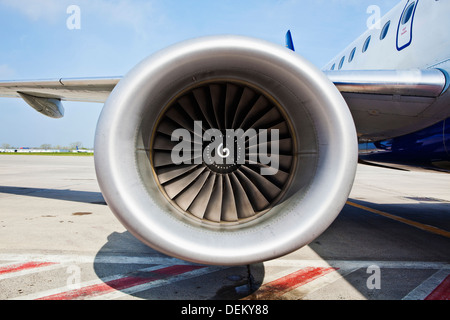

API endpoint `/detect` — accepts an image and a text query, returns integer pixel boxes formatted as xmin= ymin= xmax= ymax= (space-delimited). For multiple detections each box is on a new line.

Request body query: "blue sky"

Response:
xmin=0 ymin=0 xmax=398 ymax=148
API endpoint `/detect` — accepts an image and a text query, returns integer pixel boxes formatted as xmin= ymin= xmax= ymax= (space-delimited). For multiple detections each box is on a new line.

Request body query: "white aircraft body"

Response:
xmin=326 ymin=1 xmax=450 ymax=71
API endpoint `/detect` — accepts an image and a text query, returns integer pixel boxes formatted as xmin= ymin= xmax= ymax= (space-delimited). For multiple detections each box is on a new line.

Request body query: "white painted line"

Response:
xmin=2 ymin=254 xmax=448 ymax=270
xmin=4 ymin=253 xmax=450 ymax=301
xmin=10 ymin=265 xmax=165 ymax=300
xmin=0 ymin=262 xmax=66 ymax=280
xmin=283 ymin=267 xmax=362 ymax=300
xmin=0 ymin=253 xmax=194 ymax=266
xmin=264 ymin=259 xmax=450 ymax=270
xmin=89 ymin=266 xmax=224 ymax=300
xmin=402 ymin=268 xmax=450 ymax=300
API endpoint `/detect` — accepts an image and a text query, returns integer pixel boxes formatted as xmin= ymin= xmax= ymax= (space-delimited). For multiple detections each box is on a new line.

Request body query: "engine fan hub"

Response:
xmin=203 ymin=131 xmax=242 ymax=174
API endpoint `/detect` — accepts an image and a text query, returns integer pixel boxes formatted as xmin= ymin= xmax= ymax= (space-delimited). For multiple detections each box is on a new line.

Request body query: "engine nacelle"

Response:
xmin=94 ymin=35 xmax=358 ymax=266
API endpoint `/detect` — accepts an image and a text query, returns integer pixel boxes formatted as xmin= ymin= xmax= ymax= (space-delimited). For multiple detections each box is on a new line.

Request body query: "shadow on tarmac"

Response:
xmin=2 ymin=185 xmax=448 ymax=299
xmin=0 ymin=186 xmax=107 ymax=205
xmin=93 ymin=231 xmax=265 ymax=300
xmin=91 ymin=199 xmax=449 ymax=300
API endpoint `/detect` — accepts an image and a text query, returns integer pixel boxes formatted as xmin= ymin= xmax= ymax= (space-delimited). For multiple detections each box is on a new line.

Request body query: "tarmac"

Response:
xmin=0 ymin=155 xmax=449 ymax=302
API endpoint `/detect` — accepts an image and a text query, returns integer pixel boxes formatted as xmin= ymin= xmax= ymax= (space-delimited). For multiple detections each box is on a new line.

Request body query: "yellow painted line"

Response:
xmin=346 ymin=201 xmax=450 ymax=239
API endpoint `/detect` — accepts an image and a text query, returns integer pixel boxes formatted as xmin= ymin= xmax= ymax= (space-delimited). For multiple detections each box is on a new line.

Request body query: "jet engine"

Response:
xmin=94 ymin=35 xmax=358 ymax=266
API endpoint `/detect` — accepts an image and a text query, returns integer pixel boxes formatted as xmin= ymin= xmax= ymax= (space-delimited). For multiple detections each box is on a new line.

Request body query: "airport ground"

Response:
xmin=0 ymin=155 xmax=449 ymax=303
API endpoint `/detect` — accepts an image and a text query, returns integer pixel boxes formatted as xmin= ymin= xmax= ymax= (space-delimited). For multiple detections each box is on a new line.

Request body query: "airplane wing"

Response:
xmin=0 ymin=77 xmax=120 ymax=102
xmin=0 ymin=77 xmax=120 ymax=118
xmin=0 ymin=69 xmax=448 ymax=141
xmin=325 ymin=69 xmax=450 ymax=141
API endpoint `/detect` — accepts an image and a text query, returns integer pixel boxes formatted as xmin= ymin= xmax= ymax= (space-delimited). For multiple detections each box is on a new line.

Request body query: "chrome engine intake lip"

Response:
xmin=95 ymin=35 xmax=358 ymax=265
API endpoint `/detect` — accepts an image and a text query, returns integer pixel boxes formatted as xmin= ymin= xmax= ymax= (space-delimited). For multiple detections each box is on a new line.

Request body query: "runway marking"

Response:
xmin=0 ymin=261 xmax=64 ymax=280
xmin=263 ymin=259 xmax=450 ymax=270
xmin=11 ymin=264 xmax=158 ymax=300
xmin=0 ymin=261 xmax=57 ymax=276
xmin=403 ymin=269 xmax=450 ymax=300
xmin=284 ymin=267 xmax=362 ymax=300
xmin=34 ymin=265 xmax=205 ymax=300
xmin=3 ymin=254 xmax=448 ymax=270
xmin=88 ymin=266 xmax=224 ymax=300
xmin=0 ymin=253 xmax=191 ymax=266
xmin=346 ymin=201 xmax=450 ymax=238
xmin=244 ymin=267 xmax=336 ymax=300
xmin=426 ymin=274 xmax=450 ymax=300
xmin=3 ymin=254 xmax=449 ymax=300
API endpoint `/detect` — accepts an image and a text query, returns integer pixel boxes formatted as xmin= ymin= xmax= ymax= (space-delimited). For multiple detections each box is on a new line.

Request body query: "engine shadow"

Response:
xmin=0 ymin=186 xmax=107 ymax=205
xmin=93 ymin=231 xmax=265 ymax=300
xmin=302 ymin=199 xmax=450 ymax=299
xmin=309 ymin=199 xmax=450 ymax=262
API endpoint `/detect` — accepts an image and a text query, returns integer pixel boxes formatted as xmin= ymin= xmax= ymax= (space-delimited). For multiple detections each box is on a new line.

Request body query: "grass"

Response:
xmin=0 ymin=152 xmax=93 ymax=156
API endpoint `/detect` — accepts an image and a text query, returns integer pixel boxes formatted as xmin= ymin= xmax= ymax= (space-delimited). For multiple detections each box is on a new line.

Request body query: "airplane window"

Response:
xmin=380 ymin=20 xmax=390 ymax=40
xmin=338 ymin=56 xmax=345 ymax=70
xmin=331 ymin=63 xmax=336 ymax=70
xmin=348 ymin=47 xmax=356 ymax=63
xmin=362 ymin=35 xmax=371 ymax=53
xmin=401 ymin=2 xmax=415 ymax=25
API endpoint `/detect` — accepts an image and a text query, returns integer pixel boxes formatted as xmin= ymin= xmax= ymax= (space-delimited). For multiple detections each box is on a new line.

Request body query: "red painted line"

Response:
xmin=245 ymin=267 xmax=336 ymax=300
xmin=0 ymin=261 xmax=56 ymax=275
xmin=425 ymin=275 xmax=450 ymax=300
xmin=36 ymin=265 xmax=205 ymax=300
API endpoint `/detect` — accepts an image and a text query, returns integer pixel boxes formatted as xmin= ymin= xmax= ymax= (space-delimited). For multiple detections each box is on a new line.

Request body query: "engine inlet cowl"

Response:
xmin=94 ymin=35 xmax=358 ymax=266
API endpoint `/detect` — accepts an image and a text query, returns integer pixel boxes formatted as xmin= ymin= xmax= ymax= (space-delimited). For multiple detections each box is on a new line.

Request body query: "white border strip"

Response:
xmin=402 ymin=268 xmax=450 ymax=300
